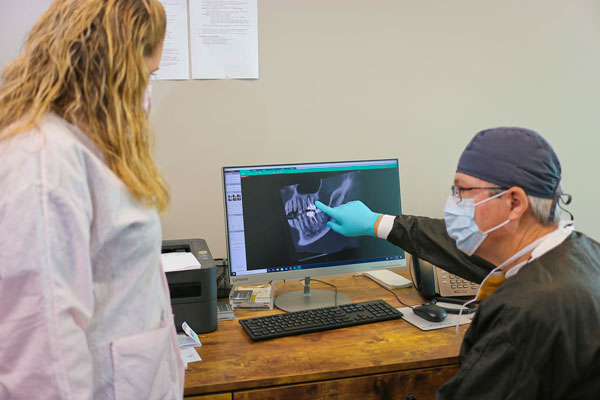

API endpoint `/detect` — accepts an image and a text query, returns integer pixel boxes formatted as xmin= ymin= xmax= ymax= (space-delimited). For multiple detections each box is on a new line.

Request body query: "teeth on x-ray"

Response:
xmin=281 ymin=172 xmax=358 ymax=247
xmin=283 ymin=189 xmax=330 ymax=246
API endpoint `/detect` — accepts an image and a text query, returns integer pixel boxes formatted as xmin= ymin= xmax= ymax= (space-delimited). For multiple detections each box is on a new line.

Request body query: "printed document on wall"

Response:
xmin=189 ymin=0 xmax=259 ymax=79
xmin=156 ymin=0 xmax=190 ymax=80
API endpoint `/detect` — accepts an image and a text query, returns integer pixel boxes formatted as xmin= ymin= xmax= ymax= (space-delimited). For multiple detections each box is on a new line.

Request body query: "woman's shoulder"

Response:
xmin=1 ymin=114 xmax=99 ymax=155
xmin=0 ymin=114 xmax=109 ymax=196
xmin=41 ymin=114 xmax=104 ymax=158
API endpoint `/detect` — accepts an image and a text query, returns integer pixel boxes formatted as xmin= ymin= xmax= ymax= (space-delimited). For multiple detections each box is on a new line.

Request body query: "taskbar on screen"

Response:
xmin=264 ymin=256 xmax=403 ymax=273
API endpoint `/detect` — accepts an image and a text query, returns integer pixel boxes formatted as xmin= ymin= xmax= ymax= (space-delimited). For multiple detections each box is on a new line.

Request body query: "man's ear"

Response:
xmin=507 ymin=187 xmax=528 ymax=220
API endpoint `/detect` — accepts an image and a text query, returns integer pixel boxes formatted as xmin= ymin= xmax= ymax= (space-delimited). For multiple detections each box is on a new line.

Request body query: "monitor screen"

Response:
xmin=223 ymin=159 xmax=405 ymax=288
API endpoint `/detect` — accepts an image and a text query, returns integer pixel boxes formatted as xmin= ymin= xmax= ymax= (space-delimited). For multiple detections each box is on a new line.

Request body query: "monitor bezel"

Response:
xmin=222 ymin=158 xmax=406 ymax=285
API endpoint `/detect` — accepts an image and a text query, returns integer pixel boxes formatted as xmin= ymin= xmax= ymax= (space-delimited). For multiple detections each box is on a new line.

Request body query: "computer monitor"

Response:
xmin=222 ymin=159 xmax=405 ymax=311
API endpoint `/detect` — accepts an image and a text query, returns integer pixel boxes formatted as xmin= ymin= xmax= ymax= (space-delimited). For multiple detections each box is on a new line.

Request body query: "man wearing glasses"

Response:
xmin=316 ymin=127 xmax=600 ymax=399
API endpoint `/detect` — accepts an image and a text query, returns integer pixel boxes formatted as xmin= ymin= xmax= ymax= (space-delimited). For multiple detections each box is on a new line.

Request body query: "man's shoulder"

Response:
xmin=567 ymin=230 xmax=600 ymax=252
xmin=480 ymin=238 xmax=600 ymax=334
xmin=538 ymin=232 xmax=600 ymax=282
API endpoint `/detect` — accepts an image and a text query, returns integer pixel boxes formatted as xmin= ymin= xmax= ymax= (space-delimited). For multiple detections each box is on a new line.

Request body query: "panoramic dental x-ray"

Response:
xmin=280 ymin=172 xmax=361 ymax=261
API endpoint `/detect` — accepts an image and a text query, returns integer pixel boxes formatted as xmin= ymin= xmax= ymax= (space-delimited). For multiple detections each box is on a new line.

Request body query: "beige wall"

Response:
xmin=3 ymin=1 xmax=600 ymax=259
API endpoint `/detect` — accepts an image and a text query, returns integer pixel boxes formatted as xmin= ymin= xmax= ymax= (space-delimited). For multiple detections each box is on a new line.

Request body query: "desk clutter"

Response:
xmin=178 ymin=322 xmax=202 ymax=369
xmin=229 ymin=283 xmax=275 ymax=310
xmin=217 ymin=302 xmax=235 ymax=321
xmin=361 ymin=269 xmax=413 ymax=290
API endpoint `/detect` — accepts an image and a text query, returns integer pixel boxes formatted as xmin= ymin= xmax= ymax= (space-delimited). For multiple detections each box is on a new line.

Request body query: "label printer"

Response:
xmin=162 ymin=238 xmax=217 ymax=334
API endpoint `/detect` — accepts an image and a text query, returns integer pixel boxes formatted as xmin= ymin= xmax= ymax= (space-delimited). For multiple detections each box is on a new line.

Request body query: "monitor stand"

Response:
xmin=274 ymin=277 xmax=352 ymax=312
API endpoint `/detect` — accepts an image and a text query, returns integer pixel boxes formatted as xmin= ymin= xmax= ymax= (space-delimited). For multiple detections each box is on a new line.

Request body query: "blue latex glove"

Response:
xmin=315 ymin=200 xmax=382 ymax=237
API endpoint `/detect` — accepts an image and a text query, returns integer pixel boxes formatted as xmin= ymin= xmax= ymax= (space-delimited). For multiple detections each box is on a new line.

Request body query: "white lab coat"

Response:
xmin=0 ymin=115 xmax=184 ymax=399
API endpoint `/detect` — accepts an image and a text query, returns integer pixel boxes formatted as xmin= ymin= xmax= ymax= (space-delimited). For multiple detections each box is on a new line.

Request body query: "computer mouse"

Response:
xmin=412 ymin=304 xmax=447 ymax=323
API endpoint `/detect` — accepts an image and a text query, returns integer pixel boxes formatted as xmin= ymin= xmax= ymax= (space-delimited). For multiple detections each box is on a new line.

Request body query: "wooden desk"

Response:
xmin=184 ymin=272 xmax=465 ymax=400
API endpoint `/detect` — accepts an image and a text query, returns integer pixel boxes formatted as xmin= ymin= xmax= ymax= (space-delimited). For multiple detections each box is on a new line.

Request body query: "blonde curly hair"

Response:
xmin=0 ymin=0 xmax=169 ymax=211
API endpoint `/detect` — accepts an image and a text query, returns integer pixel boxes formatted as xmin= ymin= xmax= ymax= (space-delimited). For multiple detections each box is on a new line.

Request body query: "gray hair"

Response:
xmin=488 ymin=187 xmax=562 ymax=226
xmin=528 ymin=195 xmax=561 ymax=226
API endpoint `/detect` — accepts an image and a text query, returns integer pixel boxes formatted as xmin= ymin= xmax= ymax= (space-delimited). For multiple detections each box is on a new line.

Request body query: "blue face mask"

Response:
xmin=443 ymin=191 xmax=509 ymax=256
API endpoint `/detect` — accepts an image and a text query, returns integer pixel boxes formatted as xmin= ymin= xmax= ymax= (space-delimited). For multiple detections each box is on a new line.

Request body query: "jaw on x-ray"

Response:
xmin=280 ymin=172 xmax=361 ymax=260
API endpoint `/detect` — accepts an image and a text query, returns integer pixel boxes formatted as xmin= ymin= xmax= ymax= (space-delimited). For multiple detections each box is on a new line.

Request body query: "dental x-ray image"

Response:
xmin=280 ymin=172 xmax=361 ymax=260
xmin=239 ymin=164 xmax=401 ymax=271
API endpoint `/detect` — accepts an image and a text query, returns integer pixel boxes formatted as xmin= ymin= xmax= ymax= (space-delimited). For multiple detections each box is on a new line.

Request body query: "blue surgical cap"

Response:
xmin=456 ymin=127 xmax=561 ymax=199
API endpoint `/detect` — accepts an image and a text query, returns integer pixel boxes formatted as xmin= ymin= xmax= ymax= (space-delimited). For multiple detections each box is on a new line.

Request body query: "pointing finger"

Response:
xmin=315 ymin=201 xmax=338 ymax=219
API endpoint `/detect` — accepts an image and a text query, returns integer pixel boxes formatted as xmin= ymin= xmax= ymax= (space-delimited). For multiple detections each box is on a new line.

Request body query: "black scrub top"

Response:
xmin=388 ymin=215 xmax=600 ymax=400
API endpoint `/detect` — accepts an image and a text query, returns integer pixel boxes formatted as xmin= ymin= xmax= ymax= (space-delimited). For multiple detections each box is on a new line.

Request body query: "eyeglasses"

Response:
xmin=451 ymin=185 xmax=505 ymax=202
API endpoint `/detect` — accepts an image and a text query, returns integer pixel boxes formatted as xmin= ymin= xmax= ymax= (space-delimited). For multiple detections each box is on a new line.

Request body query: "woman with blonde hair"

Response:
xmin=0 ymin=0 xmax=184 ymax=398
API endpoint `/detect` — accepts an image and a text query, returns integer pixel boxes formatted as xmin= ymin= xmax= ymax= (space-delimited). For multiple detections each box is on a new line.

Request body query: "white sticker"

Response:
xmin=182 ymin=321 xmax=202 ymax=346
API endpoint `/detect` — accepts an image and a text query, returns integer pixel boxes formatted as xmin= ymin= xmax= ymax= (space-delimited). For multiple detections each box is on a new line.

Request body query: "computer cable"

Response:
xmin=406 ymin=259 xmax=478 ymax=314
xmin=314 ymin=278 xmax=344 ymax=305
xmin=214 ymin=258 xmax=232 ymax=298
xmin=430 ymin=297 xmax=477 ymax=315
xmin=354 ymin=274 xmax=414 ymax=309
xmin=310 ymin=278 xmax=338 ymax=296
xmin=355 ymin=274 xmax=479 ymax=315
xmin=280 ymin=278 xmax=337 ymax=295
xmin=275 ymin=278 xmax=341 ymax=311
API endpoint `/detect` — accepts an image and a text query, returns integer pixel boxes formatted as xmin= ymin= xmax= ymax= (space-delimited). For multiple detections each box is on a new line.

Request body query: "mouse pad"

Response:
xmin=397 ymin=307 xmax=474 ymax=331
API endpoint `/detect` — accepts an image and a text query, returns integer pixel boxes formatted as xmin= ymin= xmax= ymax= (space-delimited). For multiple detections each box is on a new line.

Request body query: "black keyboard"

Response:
xmin=239 ymin=299 xmax=403 ymax=341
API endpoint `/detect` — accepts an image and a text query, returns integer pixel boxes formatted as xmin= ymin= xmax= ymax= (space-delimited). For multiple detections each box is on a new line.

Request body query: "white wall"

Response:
xmin=2 ymin=0 xmax=599 ymax=259
xmin=0 ymin=0 xmax=53 ymax=65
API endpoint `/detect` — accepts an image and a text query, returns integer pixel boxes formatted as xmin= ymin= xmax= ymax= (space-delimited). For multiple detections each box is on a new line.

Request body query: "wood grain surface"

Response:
xmin=184 ymin=270 xmax=466 ymax=397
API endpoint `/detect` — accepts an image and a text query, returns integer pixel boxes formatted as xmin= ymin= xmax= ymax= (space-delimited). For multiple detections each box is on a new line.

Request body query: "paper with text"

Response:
xmin=156 ymin=0 xmax=190 ymax=80
xmin=189 ymin=0 xmax=259 ymax=79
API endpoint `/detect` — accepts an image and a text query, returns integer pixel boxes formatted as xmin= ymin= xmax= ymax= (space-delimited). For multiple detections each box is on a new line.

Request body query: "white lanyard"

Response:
xmin=476 ymin=221 xmax=573 ymax=298
xmin=497 ymin=233 xmax=550 ymax=270
xmin=455 ymin=221 xmax=574 ymax=336
xmin=504 ymin=220 xmax=574 ymax=278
